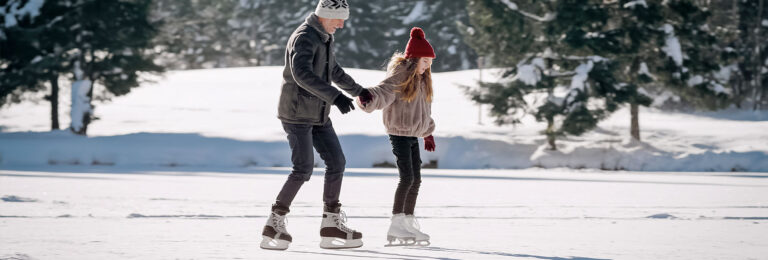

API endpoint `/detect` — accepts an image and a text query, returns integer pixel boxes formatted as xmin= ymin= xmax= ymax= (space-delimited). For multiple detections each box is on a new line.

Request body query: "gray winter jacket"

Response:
xmin=277 ymin=13 xmax=363 ymax=125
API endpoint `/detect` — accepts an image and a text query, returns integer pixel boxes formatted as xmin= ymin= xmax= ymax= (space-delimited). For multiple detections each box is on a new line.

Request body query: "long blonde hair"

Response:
xmin=387 ymin=52 xmax=432 ymax=103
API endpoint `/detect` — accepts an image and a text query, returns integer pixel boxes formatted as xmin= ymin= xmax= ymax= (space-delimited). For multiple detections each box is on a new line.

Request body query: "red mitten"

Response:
xmin=359 ymin=89 xmax=373 ymax=106
xmin=424 ymin=135 xmax=435 ymax=152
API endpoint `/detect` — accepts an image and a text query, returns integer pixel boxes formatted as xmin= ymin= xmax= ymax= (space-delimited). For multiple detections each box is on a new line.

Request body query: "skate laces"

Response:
xmin=271 ymin=213 xmax=288 ymax=232
xmin=333 ymin=210 xmax=354 ymax=233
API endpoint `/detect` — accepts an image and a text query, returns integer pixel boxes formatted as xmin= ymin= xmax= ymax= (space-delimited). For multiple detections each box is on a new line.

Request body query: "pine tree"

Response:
xmin=70 ymin=0 xmax=163 ymax=135
xmin=657 ymin=0 xmax=731 ymax=109
xmin=19 ymin=0 xmax=164 ymax=135
xmin=1 ymin=0 xmax=42 ymax=107
xmin=736 ymin=0 xmax=767 ymax=109
xmin=3 ymin=0 xmax=164 ymax=134
xmin=460 ymin=0 xmax=620 ymax=150
xmin=461 ymin=0 xmax=730 ymax=146
xmin=0 ymin=26 xmax=47 ymax=107
xmin=1 ymin=0 xmax=67 ymax=130
xmin=702 ymin=0 xmax=767 ymax=110
xmin=393 ymin=1 xmax=479 ymax=71
xmin=151 ymin=0 xmax=478 ymax=72
xmin=152 ymin=0 xmax=266 ymax=69
xmin=605 ymin=0 xmax=728 ymax=140
xmin=330 ymin=0 xmax=401 ymax=70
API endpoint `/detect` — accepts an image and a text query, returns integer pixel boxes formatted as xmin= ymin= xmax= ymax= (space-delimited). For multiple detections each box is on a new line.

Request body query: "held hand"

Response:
xmin=359 ymin=88 xmax=373 ymax=106
xmin=424 ymin=135 xmax=435 ymax=152
xmin=333 ymin=94 xmax=355 ymax=114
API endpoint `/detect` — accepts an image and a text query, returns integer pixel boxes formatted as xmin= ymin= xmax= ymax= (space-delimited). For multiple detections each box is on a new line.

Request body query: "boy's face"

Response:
xmin=417 ymin=57 xmax=433 ymax=75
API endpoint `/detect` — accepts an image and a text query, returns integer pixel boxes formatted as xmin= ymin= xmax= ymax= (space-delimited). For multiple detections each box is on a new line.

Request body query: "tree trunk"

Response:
xmin=629 ymin=56 xmax=642 ymax=141
xmin=734 ymin=71 xmax=743 ymax=109
xmin=546 ymin=119 xmax=557 ymax=150
xmin=754 ymin=0 xmax=765 ymax=110
xmin=630 ymin=103 xmax=640 ymax=141
xmin=50 ymin=75 xmax=59 ymax=130
xmin=69 ymin=59 xmax=93 ymax=136
xmin=83 ymin=74 xmax=95 ymax=135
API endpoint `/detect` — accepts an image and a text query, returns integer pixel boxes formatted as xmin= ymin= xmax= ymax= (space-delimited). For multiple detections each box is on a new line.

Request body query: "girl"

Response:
xmin=357 ymin=27 xmax=436 ymax=246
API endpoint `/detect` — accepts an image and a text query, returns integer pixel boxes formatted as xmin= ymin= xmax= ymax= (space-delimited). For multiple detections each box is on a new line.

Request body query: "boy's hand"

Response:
xmin=333 ymin=95 xmax=355 ymax=114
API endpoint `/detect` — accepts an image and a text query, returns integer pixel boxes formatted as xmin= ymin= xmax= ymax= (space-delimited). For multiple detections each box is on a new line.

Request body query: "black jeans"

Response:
xmin=275 ymin=120 xmax=345 ymax=210
xmin=389 ymin=135 xmax=422 ymax=215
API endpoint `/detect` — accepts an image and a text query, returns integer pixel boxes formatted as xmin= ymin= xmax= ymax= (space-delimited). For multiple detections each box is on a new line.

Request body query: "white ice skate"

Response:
xmin=385 ymin=213 xmax=417 ymax=247
xmin=319 ymin=210 xmax=363 ymax=249
xmin=402 ymin=214 xmax=430 ymax=246
xmin=260 ymin=212 xmax=292 ymax=250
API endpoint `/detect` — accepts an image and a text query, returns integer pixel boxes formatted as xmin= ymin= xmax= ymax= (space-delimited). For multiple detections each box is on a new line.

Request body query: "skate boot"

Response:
xmin=403 ymin=214 xmax=430 ymax=246
xmin=260 ymin=206 xmax=292 ymax=250
xmin=319 ymin=204 xmax=363 ymax=249
xmin=386 ymin=213 xmax=416 ymax=246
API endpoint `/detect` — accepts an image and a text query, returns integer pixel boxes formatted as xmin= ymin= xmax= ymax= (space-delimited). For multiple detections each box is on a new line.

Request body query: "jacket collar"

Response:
xmin=306 ymin=13 xmax=332 ymax=43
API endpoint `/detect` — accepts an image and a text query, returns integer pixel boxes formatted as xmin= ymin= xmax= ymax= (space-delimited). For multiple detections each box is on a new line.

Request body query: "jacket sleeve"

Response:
xmin=331 ymin=61 xmax=363 ymax=97
xmin=357 ymin=64 xmax=408 ymax=113
xmin=422 ymin=117 xmax=435 ymax=137
xmin=289 ymin=33 xmax=342 ymax=103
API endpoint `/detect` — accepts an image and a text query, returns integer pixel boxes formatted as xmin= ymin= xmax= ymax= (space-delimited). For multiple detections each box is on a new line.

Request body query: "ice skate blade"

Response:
xmin=385 ymin=237 xmax=430 ymax=247
xmin=319 ymin=237 xmax=363 ymax=249
xmin=260 ymin=235 xmax=290 ymax=250
xmin=385 ymin=235 xmax=417 ymax=247
xmin=384 ymin=242 xmax=430 ymax=247
xmin=384 ymin=243 xmax=414 ymax=247
xmin=387 ymin=235 xmax=416 ymax=241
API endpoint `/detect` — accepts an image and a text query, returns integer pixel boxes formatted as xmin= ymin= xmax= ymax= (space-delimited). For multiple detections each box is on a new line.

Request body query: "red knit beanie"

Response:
xmin=404 ymin=27 xmax=436 ymax=59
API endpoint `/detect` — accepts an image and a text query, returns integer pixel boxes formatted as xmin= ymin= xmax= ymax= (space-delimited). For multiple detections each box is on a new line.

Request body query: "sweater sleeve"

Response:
xmin=423 ymin=117 xmax=435 ymax=137
xmin=357 ymin=65 xmax=408 ymax=113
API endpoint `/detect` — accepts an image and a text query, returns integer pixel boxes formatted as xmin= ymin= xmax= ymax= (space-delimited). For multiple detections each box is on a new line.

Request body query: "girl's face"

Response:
xmin=416 ymin=57 xmax=433 ymax=75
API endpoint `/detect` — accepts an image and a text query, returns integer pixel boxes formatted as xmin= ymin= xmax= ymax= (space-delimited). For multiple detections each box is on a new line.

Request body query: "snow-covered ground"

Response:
xmin=1 ymin=167 xmax=767 ymax=259
xmin=1 ymin=66 xmax=767 ymax=171
xmin=1 ymin=66 xmax=767 ymax=259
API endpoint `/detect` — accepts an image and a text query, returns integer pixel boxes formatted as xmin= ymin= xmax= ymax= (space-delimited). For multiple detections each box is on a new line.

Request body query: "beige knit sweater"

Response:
xmin=357 ymin=64 xmax=435 ymax=138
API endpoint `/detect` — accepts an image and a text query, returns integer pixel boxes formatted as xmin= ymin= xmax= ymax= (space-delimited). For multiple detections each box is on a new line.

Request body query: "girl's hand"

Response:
xmin=359 ymin=88 xmax=373 ymax=106
xmin=424 ymin=135 xmax=435 ymax=152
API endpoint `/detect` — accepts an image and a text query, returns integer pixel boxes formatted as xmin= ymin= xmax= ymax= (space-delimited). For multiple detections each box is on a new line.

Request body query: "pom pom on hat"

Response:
xmin=404 ymin=27 xmax=435 ymax=59
xmin=410 ymin=27 xmax=425 ymax=39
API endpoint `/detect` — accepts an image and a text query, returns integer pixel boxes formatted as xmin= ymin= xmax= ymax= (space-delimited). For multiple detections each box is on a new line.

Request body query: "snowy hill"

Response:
xmin=1 ymin=66 xmax=767 ymax=171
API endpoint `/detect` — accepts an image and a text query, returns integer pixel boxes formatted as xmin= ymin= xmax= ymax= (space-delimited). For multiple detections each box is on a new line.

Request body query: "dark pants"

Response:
xmin=389 ymin=135 xmax=422 ymax=215
xmin=274 ymin=120 xmax=345 ymax=211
